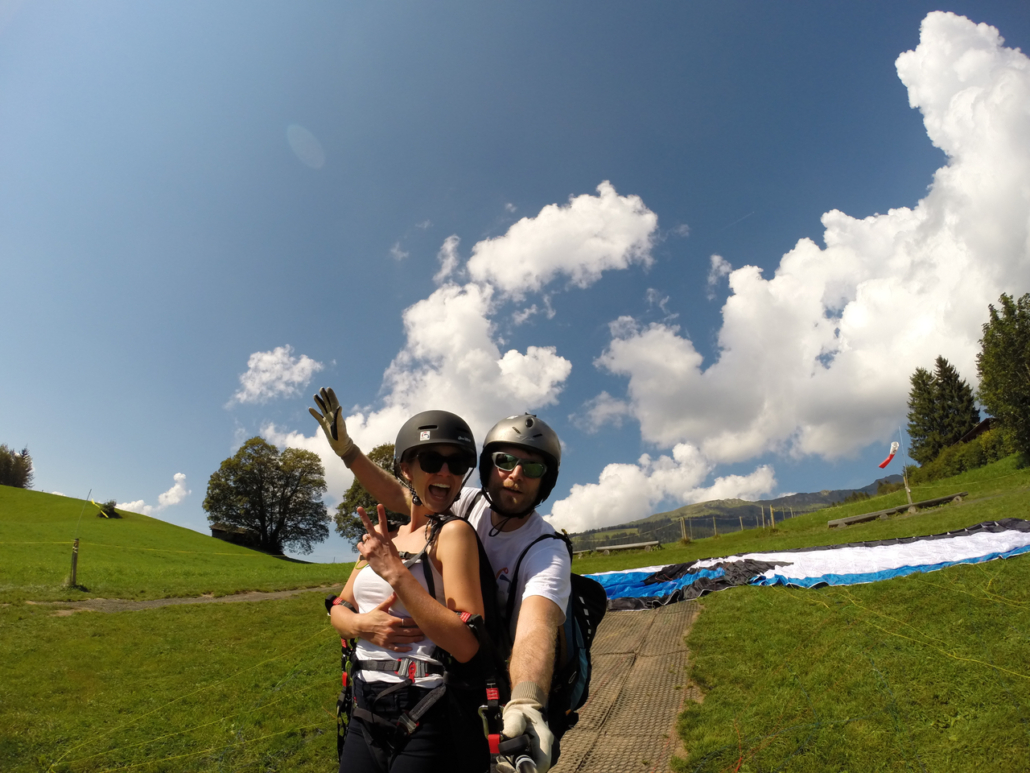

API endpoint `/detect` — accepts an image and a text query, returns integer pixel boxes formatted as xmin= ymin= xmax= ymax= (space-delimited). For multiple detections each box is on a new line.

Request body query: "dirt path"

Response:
xmin=552 ymin=600 xmax=702 ymax=773
xmin=26 ymin=586 xmax=338 ymax=614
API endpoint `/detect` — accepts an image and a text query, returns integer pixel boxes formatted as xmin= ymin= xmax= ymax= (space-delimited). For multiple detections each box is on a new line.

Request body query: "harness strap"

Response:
xmin=355 ymin=658 xmax=445 ymax=679
xmin=352 ymin=684 xmax=448 ymax=736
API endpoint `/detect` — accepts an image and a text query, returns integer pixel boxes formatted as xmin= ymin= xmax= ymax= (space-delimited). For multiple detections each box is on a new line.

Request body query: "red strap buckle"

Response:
xmin=488 ymin=733 xmax=501 ymax=754
xmin=341 ymin=673 xmax=348 ymax=687
xmin=486 ymin=687 xmax=499 ymax=702
xmin=408 ymin=661 xmax=418 ymax=680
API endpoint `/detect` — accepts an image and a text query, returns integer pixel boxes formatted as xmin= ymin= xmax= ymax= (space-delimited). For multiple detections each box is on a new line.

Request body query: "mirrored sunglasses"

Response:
xmin=416 ymin=450 xmax=474 ymax=476
xmin=491 ymin=452 xmax=547 ymax=479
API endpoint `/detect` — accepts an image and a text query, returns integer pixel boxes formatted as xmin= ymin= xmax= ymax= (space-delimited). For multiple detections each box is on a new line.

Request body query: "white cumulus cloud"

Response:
xmin=466 ymin=181 xmax=658 ymax=298
xmin=547 ymin=444 xmax=775 ymax=533
xmin=230 ymin=345 xmax=324 ymax=405
xmin=434 ymin=235 xmax=461 ymax=284
xmin=274 ymin=183 xmax=658 ymax=496
xmin=118 ymin=473 xmax=191 ymax=516
xmin=706 ymin=254 xmax=732 ymax=299
xmin=547 ymin=11 xmax=1030 ymax=531
xmin=581 ymin=11 xmax=1030 ymax=468
xmin=273 ymin=281 xmax=573 ymax=497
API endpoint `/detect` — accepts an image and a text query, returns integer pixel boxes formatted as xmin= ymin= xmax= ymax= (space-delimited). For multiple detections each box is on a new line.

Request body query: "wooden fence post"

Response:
xmin=69 ymin=538 xmax=79 ymax=587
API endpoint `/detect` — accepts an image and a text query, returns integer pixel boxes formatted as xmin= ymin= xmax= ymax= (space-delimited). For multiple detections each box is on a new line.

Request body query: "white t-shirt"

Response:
xmin=352 ymin=557 xmax=444 ymax=687
xmin=451 ymin=487 xmax=571 ymax=640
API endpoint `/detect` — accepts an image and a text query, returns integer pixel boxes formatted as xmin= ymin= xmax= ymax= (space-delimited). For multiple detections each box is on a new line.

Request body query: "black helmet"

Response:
xmin=394 ymin=410 xmax=477 ymax=468
xmin=479 ymin=413 xmax=561 ymax=511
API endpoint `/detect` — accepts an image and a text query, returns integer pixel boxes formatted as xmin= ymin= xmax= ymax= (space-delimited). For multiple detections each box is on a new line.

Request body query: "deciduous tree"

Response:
xmin=977 ymin=292 xmax=1030 ymax=459
xmin=203 ymin=437 xmax=329 ymax=554
xmin=334 ymin=443 xmax=407 ymax=547
xmin=0 ymin=445 xmax=33 ymax=488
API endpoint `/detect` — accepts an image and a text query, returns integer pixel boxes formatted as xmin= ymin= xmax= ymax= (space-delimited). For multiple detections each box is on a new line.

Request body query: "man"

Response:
xmin=311 ymin=388 xmax=571 ymax=773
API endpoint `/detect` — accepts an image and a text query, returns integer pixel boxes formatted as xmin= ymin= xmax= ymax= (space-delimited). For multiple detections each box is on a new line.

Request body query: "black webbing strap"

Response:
xmin=352 ymin=684 xmax=448 ymax=736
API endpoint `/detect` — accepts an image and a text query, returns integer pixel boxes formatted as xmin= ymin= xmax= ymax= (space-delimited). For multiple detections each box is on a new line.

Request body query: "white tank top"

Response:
xmin=352 ymin=553 xmax=445 ymax=687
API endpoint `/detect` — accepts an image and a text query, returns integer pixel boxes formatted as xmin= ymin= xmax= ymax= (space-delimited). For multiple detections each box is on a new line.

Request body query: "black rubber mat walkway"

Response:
xmin=553 ymin=600 xmax=701 ymax=773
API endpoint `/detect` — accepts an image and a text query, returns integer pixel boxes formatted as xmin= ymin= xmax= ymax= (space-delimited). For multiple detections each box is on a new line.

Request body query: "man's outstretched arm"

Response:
xmin=502 ymin=594 xmax=563 ymax=773
xmin=508 ymin=594 xmax=562 ymax=695
xmin=310 ymin=386 xmax=411 ymax=513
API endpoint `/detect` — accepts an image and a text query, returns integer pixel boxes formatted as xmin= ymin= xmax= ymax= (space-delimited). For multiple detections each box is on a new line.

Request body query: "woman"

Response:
xmin=324 ymin=409 xmax=490 ymax=773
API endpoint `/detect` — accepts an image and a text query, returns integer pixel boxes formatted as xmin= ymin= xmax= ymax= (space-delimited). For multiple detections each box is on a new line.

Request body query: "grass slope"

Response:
xmin=667 ymin=456 xmax=1030 ymax=772
xmin=1 ymin=459 xmax=1028 ymax=772
xmin=1 ymin=594 xmax=337 ymax=772
xmin=0 ymin=487 xmax=352 ymax=603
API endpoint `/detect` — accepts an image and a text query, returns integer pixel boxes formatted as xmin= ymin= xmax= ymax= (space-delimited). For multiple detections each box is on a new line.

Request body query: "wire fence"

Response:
xmin=571 ymin=507 xmax=806 ymax=551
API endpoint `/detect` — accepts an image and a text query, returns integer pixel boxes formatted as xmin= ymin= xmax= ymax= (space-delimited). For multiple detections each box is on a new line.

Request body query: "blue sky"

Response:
xmin=2 ymin=2 xmax=1029 ymax=562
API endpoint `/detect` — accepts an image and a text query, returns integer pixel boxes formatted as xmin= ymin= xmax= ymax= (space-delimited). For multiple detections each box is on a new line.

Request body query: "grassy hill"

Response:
xmin=0 ymin=486 xmax=351 ymax=603
xmin=1 ymin=458 xmax=1028 ymax=771
xmin=570 ymin=474 xmax=904 ymax=549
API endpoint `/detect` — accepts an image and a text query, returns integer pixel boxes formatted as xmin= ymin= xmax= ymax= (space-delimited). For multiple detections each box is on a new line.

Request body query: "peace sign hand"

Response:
xmin=357 ymin=505 xmax=404 ymax=585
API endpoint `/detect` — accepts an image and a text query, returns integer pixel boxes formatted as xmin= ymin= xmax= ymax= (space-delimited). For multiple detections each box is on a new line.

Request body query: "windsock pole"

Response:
xmin=898 ymin=427 xmax=914 ymax=507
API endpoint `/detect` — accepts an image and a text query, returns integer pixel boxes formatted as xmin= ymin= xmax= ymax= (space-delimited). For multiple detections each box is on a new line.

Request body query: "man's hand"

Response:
xmin=309 ymin=387 xmax=358 ymax=463
xmin=502 ymin=683 xmax=553 ymax=773
xmin=344 ymin=592 xmax=424 ymax=651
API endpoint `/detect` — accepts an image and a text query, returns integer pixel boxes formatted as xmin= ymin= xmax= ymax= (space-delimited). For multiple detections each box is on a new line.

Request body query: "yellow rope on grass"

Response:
xmin=95 ymin=722 xmax=325 ymax=773
xmin=57 ymin=680 xmax=325 ymax=767
xmin=47 ymin=624 xmax=329 ymax=771
xmin=837 ymin=586 xmax=1030 ymax=682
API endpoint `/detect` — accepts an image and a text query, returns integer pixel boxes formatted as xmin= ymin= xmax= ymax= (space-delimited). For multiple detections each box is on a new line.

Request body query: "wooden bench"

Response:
xmin=827 ymin=492 xmax=967 ymax=528
xmin=579 ymin=540 xmax=662 ymax=556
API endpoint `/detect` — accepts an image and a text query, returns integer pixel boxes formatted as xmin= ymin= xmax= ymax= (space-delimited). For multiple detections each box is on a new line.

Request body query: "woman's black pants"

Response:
xmin=339 ymin=677 xmax=488 ymax=773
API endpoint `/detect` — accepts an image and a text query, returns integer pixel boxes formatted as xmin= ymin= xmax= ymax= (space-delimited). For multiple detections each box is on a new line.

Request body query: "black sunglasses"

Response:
xmin=416 ymin=450 xmax=474 ymax=476
xmin=491 ymin=452 xmax=547 ymax=479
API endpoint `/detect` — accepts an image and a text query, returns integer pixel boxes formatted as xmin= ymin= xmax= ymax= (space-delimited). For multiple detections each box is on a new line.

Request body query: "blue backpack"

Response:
xmin=504 ymin=532 xmax=608 ymax=752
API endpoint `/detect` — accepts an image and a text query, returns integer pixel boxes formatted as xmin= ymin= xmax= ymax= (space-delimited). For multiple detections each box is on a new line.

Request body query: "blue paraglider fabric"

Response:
xmin=586 ymin=518 xmax=1030 ymax=611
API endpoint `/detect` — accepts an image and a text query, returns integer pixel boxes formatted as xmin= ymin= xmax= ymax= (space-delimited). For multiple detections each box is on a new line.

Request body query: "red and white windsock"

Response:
xmin=879 ymin=441 xmax=900 ymax=469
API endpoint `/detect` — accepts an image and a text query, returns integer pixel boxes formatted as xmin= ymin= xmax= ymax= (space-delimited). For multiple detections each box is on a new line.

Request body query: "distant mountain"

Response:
xmin=567 ymin=474 xmax=904 ymax=549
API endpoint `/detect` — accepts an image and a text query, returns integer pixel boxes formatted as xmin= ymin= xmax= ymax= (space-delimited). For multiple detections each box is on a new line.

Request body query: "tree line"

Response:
xmin=907 ymin=292 xmax=1029 ymax=477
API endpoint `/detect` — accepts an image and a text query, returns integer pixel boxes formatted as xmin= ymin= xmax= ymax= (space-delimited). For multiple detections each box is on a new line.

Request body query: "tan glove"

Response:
xmin=309 ymin=387 xmax=359 ymax=465
xmin=501 ymin=683 xmax=553 ymax=773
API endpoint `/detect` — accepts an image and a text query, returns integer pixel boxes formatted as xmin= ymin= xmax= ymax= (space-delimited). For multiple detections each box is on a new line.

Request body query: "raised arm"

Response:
xmin=310 ymin=387 xmax=411 ymax=513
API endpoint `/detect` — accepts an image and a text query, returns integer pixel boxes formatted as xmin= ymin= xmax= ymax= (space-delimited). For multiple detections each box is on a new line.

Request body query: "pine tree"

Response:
xmin=907 ymin=368 xmax=939 ymax=465
xmin=932 ymin=356 xmax=981 ymax=448
xmin=906 ymin=357 xmax=980 ymax=465
xmin=977 ymin=293 xmax=1030 ymax=458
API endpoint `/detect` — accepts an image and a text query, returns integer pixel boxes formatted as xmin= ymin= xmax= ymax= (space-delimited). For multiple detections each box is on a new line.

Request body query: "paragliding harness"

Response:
xmin=324 ymin=593 xmax=358 ymax=760
xmin=504 ymin=530 xmax=608 ymax=761
xmin=325 ymin=511 xmax=515 ymax=770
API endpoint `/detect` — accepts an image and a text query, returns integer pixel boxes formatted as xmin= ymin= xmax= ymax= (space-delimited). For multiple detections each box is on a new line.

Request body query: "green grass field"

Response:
xmin=668 ymin=457 xmax=1030 ymax=772
xmin=2 ymin=457 xmax=1029 ymax=771
xmin=0 ymin=487 xmax=352 ymax=603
